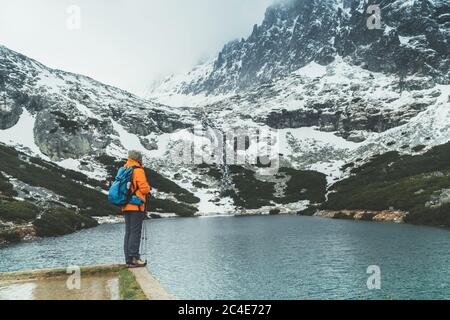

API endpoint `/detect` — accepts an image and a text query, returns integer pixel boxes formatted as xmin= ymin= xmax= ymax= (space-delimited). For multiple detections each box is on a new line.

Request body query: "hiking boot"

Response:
xmin=128 ymin=257 xmax=147 ymax=268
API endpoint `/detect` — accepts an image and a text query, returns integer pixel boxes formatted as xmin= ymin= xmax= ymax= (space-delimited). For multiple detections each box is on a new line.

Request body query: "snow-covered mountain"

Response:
xmin=1 ymin=0 xmax=450 ymax=244
xmin=148 ymin=0 xmax=450 ymax=220
xmin=0 ymin=43 xmax=322 ymax=224
xmin=151 ymin=0 xmax=449 ymax=174
xmin=0 ymin=45 xmax=195 ymax=163
xmin=153 ymin=0 xmax=449 ymax=95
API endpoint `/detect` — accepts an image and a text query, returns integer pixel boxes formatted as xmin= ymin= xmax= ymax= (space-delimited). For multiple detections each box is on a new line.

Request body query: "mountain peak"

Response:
xmin=155 ymin=0 xmax=449 ymax=96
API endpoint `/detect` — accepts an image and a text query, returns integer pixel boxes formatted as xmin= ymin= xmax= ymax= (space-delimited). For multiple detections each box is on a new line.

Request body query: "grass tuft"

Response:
xmin=119 ymin=269 xmax=147 ymax=300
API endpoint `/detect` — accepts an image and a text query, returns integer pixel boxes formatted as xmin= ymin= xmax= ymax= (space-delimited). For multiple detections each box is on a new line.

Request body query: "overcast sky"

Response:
xmin=0 ymin=0 xmax=274 ymax=95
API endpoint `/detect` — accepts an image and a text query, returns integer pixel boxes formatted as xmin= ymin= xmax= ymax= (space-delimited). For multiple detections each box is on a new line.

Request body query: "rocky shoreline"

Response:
xmin=313 ymin=209 xmax=407 ymax=224
xmin=0 ymin=223 xmax=36 ymax=245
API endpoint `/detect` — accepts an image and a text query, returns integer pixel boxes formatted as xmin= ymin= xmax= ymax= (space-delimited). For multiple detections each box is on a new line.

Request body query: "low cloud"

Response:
xmin=0 ymin=0 xmax=274 ymax=95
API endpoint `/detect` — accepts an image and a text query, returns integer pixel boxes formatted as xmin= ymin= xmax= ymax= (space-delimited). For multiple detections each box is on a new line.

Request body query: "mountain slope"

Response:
xmin=0 ymin=43 xmax=330 ymax=227
xmin=0 ymin=45 xmax=193 ymax=162
xmin=154 ymin=0 xmax=449 ymax=95
xmin=149 ymin=0 xmax=450 ymax=227
xmin=0 ymin=45 xmax=205 ymax=243
xmin=323 ymin=141 xmax=450 ymax=227
xmin=150 ymin=0 xmax=449 ymax=167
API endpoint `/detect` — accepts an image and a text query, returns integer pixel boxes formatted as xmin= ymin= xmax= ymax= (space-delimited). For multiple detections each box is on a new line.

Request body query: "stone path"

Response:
xmin=130 ymin=268 xmax=176 ymax=300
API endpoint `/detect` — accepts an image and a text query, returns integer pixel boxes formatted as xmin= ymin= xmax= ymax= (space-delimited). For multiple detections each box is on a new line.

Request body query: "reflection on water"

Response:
xmin=0 ymin=275 xmax=119 ymax=300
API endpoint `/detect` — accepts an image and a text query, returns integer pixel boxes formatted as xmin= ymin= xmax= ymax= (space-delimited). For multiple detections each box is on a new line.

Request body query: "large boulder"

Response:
xmin=0 ymin=99 xmax=22 ymax=130
xmin=34 ymin=105 xmax=114 ymax=160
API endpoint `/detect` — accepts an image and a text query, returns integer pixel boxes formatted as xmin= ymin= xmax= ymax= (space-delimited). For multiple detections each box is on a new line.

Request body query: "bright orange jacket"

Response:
xmin=121 ymin=159 xmax=151 ymax=212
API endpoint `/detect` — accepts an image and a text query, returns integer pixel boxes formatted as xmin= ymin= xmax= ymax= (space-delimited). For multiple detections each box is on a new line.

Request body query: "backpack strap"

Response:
xmin=127 ymin=166 xmax=142 ymax=201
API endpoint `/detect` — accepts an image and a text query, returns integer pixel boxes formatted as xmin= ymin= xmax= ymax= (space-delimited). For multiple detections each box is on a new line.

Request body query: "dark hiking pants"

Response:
xmin=124 ymin=211 xmax=144 ymax=264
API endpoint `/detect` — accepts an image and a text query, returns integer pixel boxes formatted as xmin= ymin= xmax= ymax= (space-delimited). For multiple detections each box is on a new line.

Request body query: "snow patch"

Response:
xmin=0 ymin=109 xmax=45 ymax=157
xmin=111 ymin=119 xmax=145 ymax=152
xmin=295 ymin=62 xmax=327 ymax=78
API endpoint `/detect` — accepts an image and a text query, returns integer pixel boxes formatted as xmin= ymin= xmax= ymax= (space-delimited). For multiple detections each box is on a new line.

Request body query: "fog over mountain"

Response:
xmin=0 ymin=0 xmax=274 ymax=95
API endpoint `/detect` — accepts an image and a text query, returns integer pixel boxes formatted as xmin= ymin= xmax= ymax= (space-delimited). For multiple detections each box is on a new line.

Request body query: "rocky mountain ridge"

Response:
xmin=155 ymin=0 xmax=449 ymax=95
xmin=0 ymin=45 xmax=193 ymax=161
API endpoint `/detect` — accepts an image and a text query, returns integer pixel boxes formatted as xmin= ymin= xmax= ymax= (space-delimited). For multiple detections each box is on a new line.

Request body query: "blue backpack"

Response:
xmin=108 ymin=166 xmax=144 ymax=206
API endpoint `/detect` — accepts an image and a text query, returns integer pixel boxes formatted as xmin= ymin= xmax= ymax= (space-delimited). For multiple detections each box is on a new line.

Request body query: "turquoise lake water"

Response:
xmin=2 ymin=215 xmax=450 ymax=299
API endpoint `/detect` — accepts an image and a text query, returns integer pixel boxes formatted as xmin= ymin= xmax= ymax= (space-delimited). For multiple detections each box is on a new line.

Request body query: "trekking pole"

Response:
xmin=141 ymin=194 xmax=150 ymax=263
xmin=141 ymin=219 xmax=147 ymax=262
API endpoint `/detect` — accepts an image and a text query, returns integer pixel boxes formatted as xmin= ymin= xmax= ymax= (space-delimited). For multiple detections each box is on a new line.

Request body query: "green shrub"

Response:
xmin=0 ymin=229 xmax=22 ymax=244
xmin=192 ymin=180 xmax=208 ymax=189
xmin=405 ymin=203 xmax=450 ymax=227
xmin=80 ymin=208 xmax=118 ymax=217
xmin=341 ymin=162 xmax=355 ymax=171
xmin=0 ymin=200 xmax=39 ymax=222
xmin=412 ymin=145 xmax=426 ymax=152
xmin=298 ymin=207 xmax=318 ymax=216
xmin=279 ymin=168 xmax=327 ymax=204
xmin=0 ymin=172 xmax=17 ymax=197
xmin=96 ymin=154 xmax=123 ymax=179
xmin=227 ymin=166 xmax=327 ymax=210
xmin=0 ymin=144 xmax=117 ymax=216
xmin=145 ymin=168 xmax=200 ymax=204
xmin=229 ymin=165 xmax=276 ymax=209
xmin=325 ymin=172 xmax=450 ymax=213
xmin=174 ymin=193 xmax=201 ymax=204
xmin=324 ymin=142 xmax=450 ymax=227
xmin=349 ymin=143 xmax=450 ymax=183
xmin=0 ymin=180 xmax=16 ymax=197
xmin=206 ymin=167 xmax=223 ymax=180
xmin=269 ymin=209 xmax=281 ymax=215
xmin=29 ymin=156 xmax=106 ymax=189
xmin=147 ymin=198 xmax=197 ymax=217
xmin=33 ymin=207 xmax=98 ymax=237
xmin=332 ymin=211 xmax=354 ymax=220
